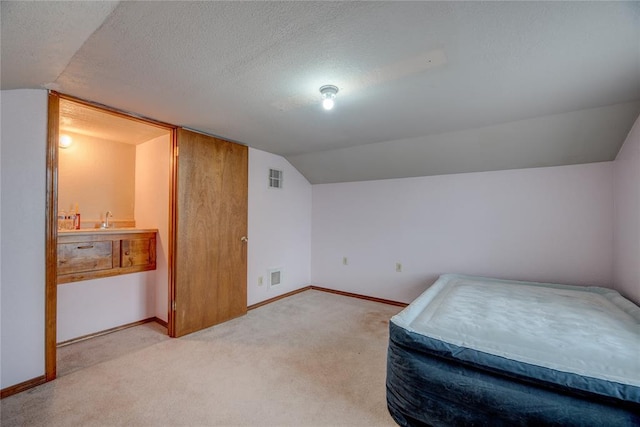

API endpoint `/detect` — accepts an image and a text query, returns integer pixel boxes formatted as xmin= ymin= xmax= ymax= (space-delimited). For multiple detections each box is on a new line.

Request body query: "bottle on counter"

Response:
xmin=74 ymin=203 xmax=81 ymax=230
xmin=58 ymin=210 xmax=66 ymax=231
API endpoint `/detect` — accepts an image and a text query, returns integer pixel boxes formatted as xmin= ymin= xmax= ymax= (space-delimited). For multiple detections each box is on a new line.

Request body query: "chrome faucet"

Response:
xmin=101 ymin=211 xmax=112 ymax=229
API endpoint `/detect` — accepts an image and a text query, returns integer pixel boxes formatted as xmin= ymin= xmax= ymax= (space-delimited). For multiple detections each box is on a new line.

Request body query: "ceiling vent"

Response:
xmin=269 ymin=168 xmax=283 ymax=189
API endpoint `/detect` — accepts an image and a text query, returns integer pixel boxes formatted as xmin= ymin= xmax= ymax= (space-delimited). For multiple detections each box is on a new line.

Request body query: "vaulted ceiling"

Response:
xmin=2 ymin=1 xmax=639 ymax=183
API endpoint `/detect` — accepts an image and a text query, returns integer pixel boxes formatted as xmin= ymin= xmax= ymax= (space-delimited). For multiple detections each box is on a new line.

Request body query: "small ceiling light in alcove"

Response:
xmin=320 ymin=85 xmax=339 ymax=110
xmin=59 ymin=134 xmax=73 ymax=149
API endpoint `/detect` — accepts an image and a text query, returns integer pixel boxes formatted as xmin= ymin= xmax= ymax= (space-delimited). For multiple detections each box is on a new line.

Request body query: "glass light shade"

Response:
xmin=59 ymin=134 xmax=73 ymax=148
xmin=322 ymin=97 xmax=335 ymax=110
xmin=320 ymin=85 xmax=338 ymax=111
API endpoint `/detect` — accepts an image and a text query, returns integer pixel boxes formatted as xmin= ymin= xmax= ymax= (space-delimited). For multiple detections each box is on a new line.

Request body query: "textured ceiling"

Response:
xmin=60 ymin=99 xmax=168 ymax=145
xmin=2 ymin=1 xmax=639 ymax=183
xmin=0 ymin=1 xmax=118 ymax=90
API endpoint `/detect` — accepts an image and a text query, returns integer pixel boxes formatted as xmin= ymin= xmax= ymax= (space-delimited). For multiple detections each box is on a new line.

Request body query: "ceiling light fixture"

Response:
xmin=59 ymin=134 xmax=73 ymax=149
xmin=319 ymin=85 xmax=338 ymax=111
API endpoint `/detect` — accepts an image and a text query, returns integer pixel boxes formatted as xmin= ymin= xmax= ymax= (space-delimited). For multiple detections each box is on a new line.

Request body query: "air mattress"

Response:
xmin=386 ymin=274 xmax=640 ymax=426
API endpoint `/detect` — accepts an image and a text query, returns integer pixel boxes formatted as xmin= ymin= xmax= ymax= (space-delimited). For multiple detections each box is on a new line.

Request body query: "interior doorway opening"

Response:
xmin=46 ymin=93 xmax=176 ymax=380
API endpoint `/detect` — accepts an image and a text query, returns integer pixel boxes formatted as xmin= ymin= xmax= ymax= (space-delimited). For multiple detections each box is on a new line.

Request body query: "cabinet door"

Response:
xmin=171 ymin=129 xmax=248 ymax=337
xmin=121 ymin=237 xmax=155 ymax=268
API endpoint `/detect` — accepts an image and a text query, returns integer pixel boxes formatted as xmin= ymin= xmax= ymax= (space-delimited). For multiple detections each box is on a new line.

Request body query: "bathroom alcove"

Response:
xmin=56 ymin=97 xmax=172 ymax=352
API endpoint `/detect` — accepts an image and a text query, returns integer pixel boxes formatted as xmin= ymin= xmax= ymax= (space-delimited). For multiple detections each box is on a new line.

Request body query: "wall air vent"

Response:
xmin=269 ymin=168 xmax=283 ymax=189
xmin=268 ymin=268 xmax=282 ymax=289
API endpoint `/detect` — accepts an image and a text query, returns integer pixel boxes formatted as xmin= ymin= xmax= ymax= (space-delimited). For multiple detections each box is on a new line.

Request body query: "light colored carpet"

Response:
xmin=57 ymin=321 xmax=171 ymax=377
xmin=1 ymin=290 xmax=403 ymax=426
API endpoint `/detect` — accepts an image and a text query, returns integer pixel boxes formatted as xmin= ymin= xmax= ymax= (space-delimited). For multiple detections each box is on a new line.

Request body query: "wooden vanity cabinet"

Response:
xmin=57 ymin=230 xmax=157 ymax=284
xmin=121 ymin=238 xmax=156 ymax=268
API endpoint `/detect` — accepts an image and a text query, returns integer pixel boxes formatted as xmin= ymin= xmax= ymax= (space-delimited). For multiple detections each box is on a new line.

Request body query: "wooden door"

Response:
xmin=171 ymin=129 xmax=248 ymax=337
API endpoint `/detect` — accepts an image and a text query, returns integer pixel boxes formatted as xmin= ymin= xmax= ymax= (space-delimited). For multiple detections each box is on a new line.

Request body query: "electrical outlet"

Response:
xmin=258 ymin=276 xmax=263 ymax=286
xmin=342 ymin=257 xmax=348 ymax=266
xmin=396 ymin=262 xmax=402 ymax=272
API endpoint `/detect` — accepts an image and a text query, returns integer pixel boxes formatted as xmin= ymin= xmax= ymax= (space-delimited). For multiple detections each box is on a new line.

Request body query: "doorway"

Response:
xmin=46 ymin=93 xmax=176 ymax=379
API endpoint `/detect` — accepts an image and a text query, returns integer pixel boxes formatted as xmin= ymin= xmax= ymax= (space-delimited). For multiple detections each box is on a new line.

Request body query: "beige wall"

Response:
xmin=58 ymin=132 xmax=136 ymax=226
xmin=135 ymin=133 xmax=172 ymax=321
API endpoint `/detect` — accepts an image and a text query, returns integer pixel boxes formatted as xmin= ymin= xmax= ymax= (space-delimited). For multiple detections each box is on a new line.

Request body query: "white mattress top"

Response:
xmin=391 ymin=274 xmax=640 ymax=387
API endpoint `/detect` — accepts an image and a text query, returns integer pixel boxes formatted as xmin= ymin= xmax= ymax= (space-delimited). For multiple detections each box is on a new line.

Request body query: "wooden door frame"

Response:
xmin=45 ymin=92 xmax=177 ymax=382
xmin=168 ymin=128 xmax=178 ymax=337
xmin=45 ymin=94 xmax=59 ymax=381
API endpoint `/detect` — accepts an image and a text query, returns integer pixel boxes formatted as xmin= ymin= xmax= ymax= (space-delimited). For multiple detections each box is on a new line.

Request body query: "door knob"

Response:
xmin=241 ymin=236 xmax=248 ymax=242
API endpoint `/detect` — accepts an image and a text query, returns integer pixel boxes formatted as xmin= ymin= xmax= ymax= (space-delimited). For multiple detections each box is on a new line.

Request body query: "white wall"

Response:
xmin=57 ymin=274 xmax=156 ymax=342
xmin=0 ymin=90 xmax=48 ymax=388
xmin=312 ymin=163 xmax=614 ymax=303
xmin=247 ymin=148 xmax=312 ymax=306
xmin=613 ymin=115 xmax=640 ymax=304
xmin=135 ymin=133 xmax=171 ymax=321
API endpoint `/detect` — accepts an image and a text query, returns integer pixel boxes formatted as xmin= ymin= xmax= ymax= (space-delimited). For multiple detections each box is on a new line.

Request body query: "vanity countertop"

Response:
xmin=59 ymin=228 xmax=158 ymax=236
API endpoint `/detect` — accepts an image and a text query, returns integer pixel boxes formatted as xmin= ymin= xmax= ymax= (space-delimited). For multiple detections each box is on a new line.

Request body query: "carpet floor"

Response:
xmin=1 ymin=290 xmax=403 ymax=426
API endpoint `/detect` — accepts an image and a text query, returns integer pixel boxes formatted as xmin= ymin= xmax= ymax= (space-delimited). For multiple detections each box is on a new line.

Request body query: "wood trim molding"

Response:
xmin=248 ymin=286 xmax=408 ymax=311
xmin=1 ymin=376 xmax=47 ymax=399
xmin=168 ymin=130 xmax=178 ymax=337
xmin=45 ymin=93 xmax=59 ymax=382
xmin=154 ymin=317 xmax=168 ymax=328
xmin=247 ymin=286 xmax=312 ymax=311
xmin=57 ymin=317 xmax=167 ymax=347
xmin=310 ymin=286 xmax=408 ymax=307
xmin=53 ymin=92 xmax=175 ymax=131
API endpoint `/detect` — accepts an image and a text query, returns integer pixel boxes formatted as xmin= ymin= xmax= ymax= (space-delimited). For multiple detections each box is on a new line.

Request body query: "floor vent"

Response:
xmin=269 ymin=168 xmax=283 ymax=189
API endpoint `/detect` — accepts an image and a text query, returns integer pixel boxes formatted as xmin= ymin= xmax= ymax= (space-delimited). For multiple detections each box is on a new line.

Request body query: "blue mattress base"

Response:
xmin=387 ymin=322 xmax=640 ymax=427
